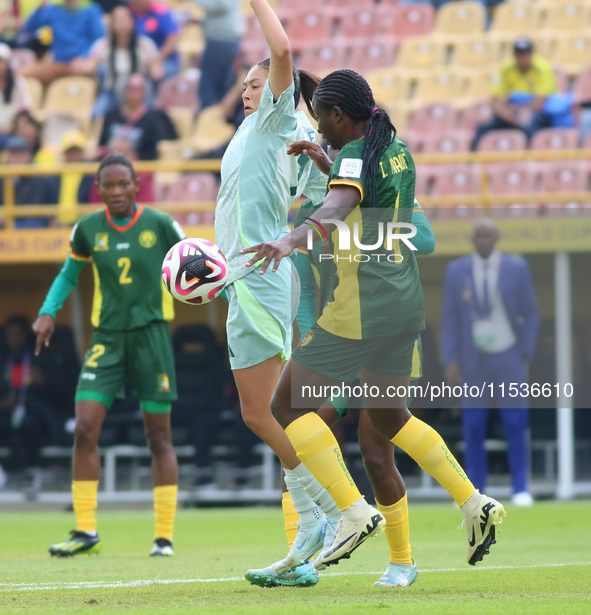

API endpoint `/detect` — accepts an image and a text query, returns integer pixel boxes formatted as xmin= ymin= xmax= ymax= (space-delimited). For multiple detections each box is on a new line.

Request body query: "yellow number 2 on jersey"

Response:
xmin=118 ymin=257 xmax=133 ymax=284
xmin=86 ymin=344 xmax=106 ymax=368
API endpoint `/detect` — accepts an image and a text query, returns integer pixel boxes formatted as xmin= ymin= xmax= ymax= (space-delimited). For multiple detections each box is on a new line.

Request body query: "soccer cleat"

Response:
xmin=48 ymin=530 xmax=101 ymax=557
xmin=317 ymin=499 xmax=386 ymax=569
xmin=273 ymin=513 xmax=327 ymax=573
xmin=460 ymin=491 xmax=506 ymax=566
xmin=150 ymin=538 xmax=174 ymax=556
xmin=374 ymin=560 xmax=418 ymax=587
xmin=245 ymin=561 xmax=319 ymax=588
xmin=313 ymin=515 xmax=338 ymax=571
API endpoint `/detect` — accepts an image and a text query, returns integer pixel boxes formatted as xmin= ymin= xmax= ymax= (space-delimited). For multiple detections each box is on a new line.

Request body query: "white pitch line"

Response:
xmin=1 ymin=562 xmax=590 ymax=593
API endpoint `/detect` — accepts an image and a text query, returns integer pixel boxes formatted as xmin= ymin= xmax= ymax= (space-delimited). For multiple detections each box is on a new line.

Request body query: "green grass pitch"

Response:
xmin=1 ymin=501 xmax=590 ymax=614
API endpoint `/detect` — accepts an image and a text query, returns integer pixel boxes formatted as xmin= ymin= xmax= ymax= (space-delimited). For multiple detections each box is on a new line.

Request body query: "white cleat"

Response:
xmin=374 ymin=560 xmax=418 ymax=587
xmin=245 ymin=561 xmax=319 ymax=587
xmin=317 ymin=499 xmax=385 ymax=569
xmin=460 ymin=491 xmax=506 ymax=566
xmin=273 ymin=512 xmax=326 ymax=573
xmin=512 ymin=491 xmax=534 ymax=507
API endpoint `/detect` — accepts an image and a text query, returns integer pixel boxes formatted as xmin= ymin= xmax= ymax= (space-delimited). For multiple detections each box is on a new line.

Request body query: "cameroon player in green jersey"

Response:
xmin=243 ymin=70 xmax=506 ymax=575
xmin=33 ymin=154 xmax=185 ymax=558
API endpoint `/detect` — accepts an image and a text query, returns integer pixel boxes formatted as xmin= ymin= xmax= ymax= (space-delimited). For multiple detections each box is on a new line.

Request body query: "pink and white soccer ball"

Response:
xmin=162 ymin=238 xmax=227 ymax=305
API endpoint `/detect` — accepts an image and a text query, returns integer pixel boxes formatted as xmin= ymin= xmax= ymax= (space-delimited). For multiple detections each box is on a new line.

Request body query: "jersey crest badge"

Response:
xmin=140 ymin=230 xmax=157 ymax=248
xmin=157 ymin=374 xmax=170 ymax=392
xmin=94 ymin=233 xmax=109 ymax=251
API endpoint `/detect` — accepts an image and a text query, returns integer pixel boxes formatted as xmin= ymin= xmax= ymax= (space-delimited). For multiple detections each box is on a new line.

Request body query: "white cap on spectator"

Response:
xmin=0 ymin=43 xmax=11 ymax=62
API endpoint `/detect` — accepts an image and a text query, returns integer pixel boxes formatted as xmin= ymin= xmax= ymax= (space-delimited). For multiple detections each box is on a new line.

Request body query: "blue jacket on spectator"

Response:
xmin=24 ymin=1 xmax=105 ymax=63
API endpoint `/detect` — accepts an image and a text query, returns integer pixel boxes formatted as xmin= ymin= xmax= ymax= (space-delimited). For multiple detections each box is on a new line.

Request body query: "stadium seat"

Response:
xmin=23 ymin=77 xmax=43 ymax=113
xmin=241 ymin=40 xmax=270 ymax=67
xmin=284 ymin=10 xmax=333 ymax=49
xmin=414 ymin=71 xmax=461 ymax=105
xmin=451 ymin=39 xmax=495 ymax=70
xmin=328 ymin=0 xmax=376 ymax=8
xmin=338 ymin=8 xmax=381 ymax=40
xmin=414 ymin=164 xmax=433 ymax=196
xmin=297 ymin=43 xmax=347 ymax=74
xmin=167 ymin=173 xmax=219 ymax=225
xmin=167 ymin=107 xmax=195 ymax=141
xmin=431 ymin=164 xmax=480 ymax=196
xmin=178 ymin=22 xmax=205 ymax=70
xmin=347 ymin=40 xmax=397 ymax=73
xmin=193 ymin=105 xmax=236 ymax=154
xmin=540 ymin=3 xmax=591 ymax=31
xmin=458 ymin=102 xmax=494 ymax=133
xmin=476 ymin=129 xmax=527 ymax=152
xmin=530 ymin=128 xmax=579 ymax=150
xmin=384 ymin=102 xmax=412 ymax=136
xmin=156 ymin=75 xmax=200 ymax=114
xmin=457 ymin=71 xmax=498 ymax=108
xmin=420 ymin=131 xmax=472 ymax=153
xmin=397 ymin=37 xmax=446 ymax=71
xmin=487 ymin=162 xmax=536 ymax=195
xmin=434 ymin=1 xmax=486 ymax=36
xmin=552 ymin=33 xmax=591 ymax=76
xmin=409 ymin=103 xmax=457 ymax=134
xmin=388 ymin=5 xmax=436 ymax=40
xmin=9 ymin=48 xmax=36 ymax=71
xmin=41 ymin=77 xmax=96 ymax=131
xmin=366 ymin=69 xmax=413 ymax=105
xmin=490 ymin=2 xmax=537 ymax=33
xmin=538 ymin=161 xmax=588 ymax=194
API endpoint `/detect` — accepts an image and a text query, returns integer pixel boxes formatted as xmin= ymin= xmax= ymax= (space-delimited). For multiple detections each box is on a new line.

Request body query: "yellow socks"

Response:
xmin=285 ymin=413 xmax=362 ymax=511
xmin=377 ymin=494 xmax=413 ymax=566
xmin=154 ymin=485 xmax=178 ymax=540
xmin=72 ymin=480 xmax=99 ymax=533
xmin=393 ymin=416 xmax=475 ymax=507
xmin=281 ymin=492 xmax=299 ymax=549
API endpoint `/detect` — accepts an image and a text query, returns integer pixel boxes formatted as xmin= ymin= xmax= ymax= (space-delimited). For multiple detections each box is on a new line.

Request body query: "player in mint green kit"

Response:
xmin=33 ymin=154 xmax=185 ymax=558
xmin=215 ymin=0 xmax=341 ymax=589
xmin=291 ymin=195 xmax=434 ymax=587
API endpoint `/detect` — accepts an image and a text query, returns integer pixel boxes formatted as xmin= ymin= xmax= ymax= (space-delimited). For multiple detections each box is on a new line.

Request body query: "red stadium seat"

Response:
xmin=538 ymin=161 xmax=588 ymax=194
xmin=167 ymin=173 xmax=220 ymax=202
xmin=530 ymin=128 xmax=579 ymax=151
xmin=414 ymin=164 xmax=432 ymax=196
xmin=328 ymin=0 xmax=376 ymax=8
xmin=409 ymin=103 xmax=457 ymax=134
xmin=284 ymin=10 xmax=333 ymax=48
xmin=458 ymin=102 xmax=493 ymax=133
xmin=486 ymin=163 xmax=539 ymax=215
xmin=477 ymin=130 xmax=527 ymax=152
xmin=156 ymin=75 xmax=199 ymax=114
xmin=386 ymin=4 xmax=436 ymax=39
xmin=420 ymin=131 xmax=472 ymax=153
xmin=241 ymin=40 xmax=270 ymax=66
xmin=347 ymin=40 xmax=397 ymax=72
xmin=338 ymin=8 xmax=381 ymax=40
xmin=432 ymin=164 xmax=480 ymax=196
xmin=298 ymin=43 xmax=347 ymax=73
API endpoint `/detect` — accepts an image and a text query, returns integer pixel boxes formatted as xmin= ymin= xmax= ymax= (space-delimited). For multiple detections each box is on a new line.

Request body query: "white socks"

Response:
xmin=283 ymin=468 xmax=322 ymax=527
xmin=290 ymin=463 xmax=341 ymax=524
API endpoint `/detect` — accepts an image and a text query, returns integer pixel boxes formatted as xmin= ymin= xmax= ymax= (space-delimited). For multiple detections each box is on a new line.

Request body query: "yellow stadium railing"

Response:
xmin=2 ymin=151 xmax=591 ymax=229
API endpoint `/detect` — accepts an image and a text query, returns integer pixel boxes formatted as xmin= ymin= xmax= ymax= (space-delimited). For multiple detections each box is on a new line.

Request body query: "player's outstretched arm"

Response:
xmin=249 ymin=0 xmax=292 ymax=100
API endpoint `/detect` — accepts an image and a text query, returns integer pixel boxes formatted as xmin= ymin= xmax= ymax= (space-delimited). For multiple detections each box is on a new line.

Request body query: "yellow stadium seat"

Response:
xmin=167 ymin=106 xmax=195 ymax=141
xmin=381 ymin=102 xmax=412 ymax=137
xmin=366 ymin=69 xmax=413 ymax=106
xmin=553 ymin=33 xmax=591 ymax=76
xmin=397 ymin=37 xmax=446 ymax=71
xmin=414 ymin=70 xmax=465 ymax=105
xmin=434 ymin=1 xmax=486 ymax=35
xmin=23 ymin=77 xmax=43 ymax=113
xmin=491 ymin=2 xmax=537 ymax=33
xmin=178 ymin=22 xmax=205 ymax=70
xmin=41 ymin=77 xmax=96 ymax=133
xmin=193 ymin=105 xmax=236 ymax=154
xmin=539 ymin=3 xmax=591 ymax=31
xmin=455 ymin=70 xmax=498 ymax=108
xmin=451 ymin=39 xmax=495 ymax=69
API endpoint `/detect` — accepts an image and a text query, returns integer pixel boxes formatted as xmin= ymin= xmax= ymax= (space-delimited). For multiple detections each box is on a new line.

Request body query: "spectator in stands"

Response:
xmin=0 ymin=316 xmax=63 ymax=478
xmin=9 ymin=110 xmax=40 ymax=157
xmin=0 ymin=43 xmax=31 ymax=148
xmin=46 ymin=131 xmax=94 ymax=225
xmin=192 ymin=0 xmax=245 ymax=109
xmin=129 ymin=0 xmax=180 ymax=79
xmin=0 ymin=135 xmax=53 ymax=228
xmin=440 ymin=218 xmax=540 ymax=507
xmin=17 ymin=0 xmax=105 ymax=86
xmin=82 ymin=5 xmax=164 ymax=117
xmin=472 ymin=39 xmax=557 ymax=149
xmin=98 ymin=72 xmax=177 ymax=160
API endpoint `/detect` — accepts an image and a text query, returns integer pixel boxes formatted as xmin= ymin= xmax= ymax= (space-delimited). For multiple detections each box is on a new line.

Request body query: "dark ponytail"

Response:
xmin=313 ymin=69 xmax=396 ymax=207
xmin=257 ymin=59 xmax=321 ymax=115
xmin=3 ymin=66 xmax=14 ymax=104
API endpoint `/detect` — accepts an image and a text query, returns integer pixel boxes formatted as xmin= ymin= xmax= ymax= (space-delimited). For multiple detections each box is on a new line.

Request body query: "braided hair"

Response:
xmin=313 ymin=69 xmax=396 ymax=207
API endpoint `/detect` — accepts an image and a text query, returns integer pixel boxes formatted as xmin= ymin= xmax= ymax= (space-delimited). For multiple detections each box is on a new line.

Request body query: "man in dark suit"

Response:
xmin=441 ymin=218 xmax=540 ymax=506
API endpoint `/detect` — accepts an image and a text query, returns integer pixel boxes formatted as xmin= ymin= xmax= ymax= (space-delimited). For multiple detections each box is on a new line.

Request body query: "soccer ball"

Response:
xmin=162 ymin=238 xmax=228 ymax=305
